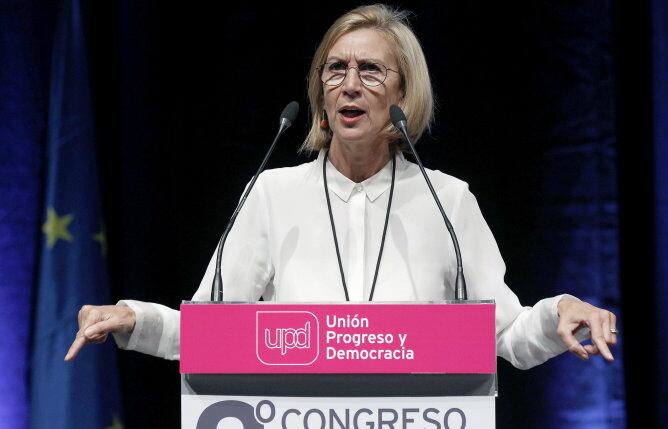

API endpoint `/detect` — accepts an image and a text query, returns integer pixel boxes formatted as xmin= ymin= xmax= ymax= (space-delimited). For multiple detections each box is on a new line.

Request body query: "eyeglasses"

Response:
xmin=317 ymin=61 xmax=399 ymax=87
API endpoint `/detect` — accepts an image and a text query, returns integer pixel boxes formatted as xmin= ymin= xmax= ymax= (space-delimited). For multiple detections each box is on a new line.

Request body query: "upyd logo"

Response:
xmin=256 ymin=311 xmax=319 ymax=365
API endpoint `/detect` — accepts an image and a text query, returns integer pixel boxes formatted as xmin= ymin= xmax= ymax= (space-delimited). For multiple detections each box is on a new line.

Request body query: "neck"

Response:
xmin=328 ymin=139 xmax=391 ymax=182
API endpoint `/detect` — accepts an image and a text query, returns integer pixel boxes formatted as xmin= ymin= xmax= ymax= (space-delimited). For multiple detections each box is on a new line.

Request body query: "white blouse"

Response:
xmin=114 ymin=150 xmax=574 ymax=369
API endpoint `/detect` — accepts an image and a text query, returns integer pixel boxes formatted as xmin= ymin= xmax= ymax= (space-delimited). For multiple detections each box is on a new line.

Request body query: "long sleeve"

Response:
xmin=112 ymin=300 xmax=181 ymax=360
xmin=112 ymin=174 xmax=273 ymax=360
xmin=450 ymin=183 xmax=575 ymax=369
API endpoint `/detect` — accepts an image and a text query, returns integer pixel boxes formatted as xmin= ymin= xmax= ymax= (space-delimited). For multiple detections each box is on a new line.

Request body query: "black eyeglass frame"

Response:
xmin=316 ymin=61 xmax=400 ymax=88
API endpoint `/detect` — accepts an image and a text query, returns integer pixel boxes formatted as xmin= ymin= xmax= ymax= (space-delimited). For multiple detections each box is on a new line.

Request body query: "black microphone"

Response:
xmin=389 ymin=105 xmax=468 ymax=301
xmin=210 ymin=101 xmax=299 ymax=301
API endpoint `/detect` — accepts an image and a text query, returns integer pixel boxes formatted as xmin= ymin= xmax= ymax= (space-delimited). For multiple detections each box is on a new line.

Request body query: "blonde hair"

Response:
xmin=302 ymin=4 xmax=434 ymax=153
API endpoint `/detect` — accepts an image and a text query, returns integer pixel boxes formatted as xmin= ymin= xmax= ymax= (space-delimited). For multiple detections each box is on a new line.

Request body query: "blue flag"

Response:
xmin=30 ymin=0 xmax=123 ymax=428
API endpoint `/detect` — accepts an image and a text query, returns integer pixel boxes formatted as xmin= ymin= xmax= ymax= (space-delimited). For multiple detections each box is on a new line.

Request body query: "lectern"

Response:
xmin=180 ymin=302 xmax=496 ymax=428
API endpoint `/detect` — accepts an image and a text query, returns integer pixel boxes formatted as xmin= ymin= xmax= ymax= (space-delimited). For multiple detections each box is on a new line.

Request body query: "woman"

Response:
xmin=66 ymin=4 xmax=617 ymax=368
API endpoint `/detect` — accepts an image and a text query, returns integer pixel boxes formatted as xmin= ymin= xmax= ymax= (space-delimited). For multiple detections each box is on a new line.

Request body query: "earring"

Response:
xmin=319 ymin=111 xmax=329 ymax=129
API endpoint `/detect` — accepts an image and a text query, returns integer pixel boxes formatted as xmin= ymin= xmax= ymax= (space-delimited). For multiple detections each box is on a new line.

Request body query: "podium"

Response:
xmin=180 ymin=302 xmax=497 ymax=428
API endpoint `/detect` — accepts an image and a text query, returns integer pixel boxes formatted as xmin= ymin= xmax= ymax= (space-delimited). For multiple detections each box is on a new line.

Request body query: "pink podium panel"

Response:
xmin=180 ymin=302 xmax=495 ymax=374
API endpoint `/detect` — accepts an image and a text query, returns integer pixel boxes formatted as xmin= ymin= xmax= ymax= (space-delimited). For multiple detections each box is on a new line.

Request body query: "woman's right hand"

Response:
xmin=64 ymin=304 xmax=136 ymax=361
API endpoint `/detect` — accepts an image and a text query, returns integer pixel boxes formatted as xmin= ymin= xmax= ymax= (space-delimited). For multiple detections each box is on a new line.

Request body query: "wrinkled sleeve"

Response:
xmin=112 ymin=174 xmax=273 ymax=360
xmin=449 ymin=183 xmax=578 ymax=369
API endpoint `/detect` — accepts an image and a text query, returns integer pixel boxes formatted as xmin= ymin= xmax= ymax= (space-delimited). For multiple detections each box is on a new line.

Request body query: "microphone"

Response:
xmin=210 ymin=101 xmax=299 ymax=301
xmin=389 ymin=105 xmax=468 ymax=301
xmin=279 ymin=101 xmax=300 ymax=131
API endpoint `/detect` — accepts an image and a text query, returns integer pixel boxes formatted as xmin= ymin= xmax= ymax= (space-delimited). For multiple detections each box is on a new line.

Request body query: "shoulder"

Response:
xmin=400 ymin=155 xmax=470 ymax=197
xmin=256 ymin=157 xmax=320 ymax=190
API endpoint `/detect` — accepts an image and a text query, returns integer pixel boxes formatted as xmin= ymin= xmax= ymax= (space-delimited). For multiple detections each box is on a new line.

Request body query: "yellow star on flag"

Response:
xmin=42 ymin=207 xmax=74 ymax=249
xmin=106 ymin=415 xmax=124 ymax=429
xmin=93 ymin=224 xmax=108 ymax=257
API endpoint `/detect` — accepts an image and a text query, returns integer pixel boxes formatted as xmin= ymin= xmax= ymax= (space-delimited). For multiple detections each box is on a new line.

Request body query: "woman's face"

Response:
xmin=323 ymin=28 xmax=403 ymax=150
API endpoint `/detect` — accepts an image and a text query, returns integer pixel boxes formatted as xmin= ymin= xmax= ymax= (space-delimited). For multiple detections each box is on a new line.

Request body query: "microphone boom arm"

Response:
xmin=210 ymin=103 xmax=298 ymax=301
xmin=390 ymin=106 xmax=468 ymax=300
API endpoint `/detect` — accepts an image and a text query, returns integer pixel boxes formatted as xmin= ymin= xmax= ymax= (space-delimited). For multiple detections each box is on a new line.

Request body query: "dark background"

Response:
xmin=86 ymin=1 xmax=634 ymax=428
xmin=3 ymin=0 xmax=664 ymax=427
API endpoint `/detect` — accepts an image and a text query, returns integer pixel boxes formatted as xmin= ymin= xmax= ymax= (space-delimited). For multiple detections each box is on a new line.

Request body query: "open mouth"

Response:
xmin=339 ymin=108 xmax=365 ymax=118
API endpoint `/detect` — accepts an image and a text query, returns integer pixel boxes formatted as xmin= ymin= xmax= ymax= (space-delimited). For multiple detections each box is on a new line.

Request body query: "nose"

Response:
xmin=340 ymin=67 xmax=363 ymax=96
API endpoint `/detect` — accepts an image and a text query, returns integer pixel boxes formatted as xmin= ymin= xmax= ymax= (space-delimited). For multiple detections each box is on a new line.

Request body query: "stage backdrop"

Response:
xmin=91 ymin=1 xmax=628 ymax=428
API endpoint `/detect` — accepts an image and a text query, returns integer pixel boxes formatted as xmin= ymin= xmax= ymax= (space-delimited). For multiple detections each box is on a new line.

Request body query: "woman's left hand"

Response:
xmin=556 ymin=297 xmax=618 ymax=362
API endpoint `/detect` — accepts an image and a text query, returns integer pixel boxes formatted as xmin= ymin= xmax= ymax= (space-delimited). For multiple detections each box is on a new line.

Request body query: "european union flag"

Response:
xmin=30 ymin=0 xmax=123 ymax=428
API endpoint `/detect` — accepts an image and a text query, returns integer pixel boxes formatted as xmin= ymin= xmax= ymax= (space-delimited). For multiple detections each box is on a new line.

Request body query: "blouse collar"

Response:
xmin=317 ymin=149 xmax=406 ymax=203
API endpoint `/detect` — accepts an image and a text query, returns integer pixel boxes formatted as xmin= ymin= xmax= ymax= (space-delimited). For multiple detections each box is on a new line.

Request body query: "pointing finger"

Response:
xmin=64 ymin=333 xmax=86 ymax=362
xmin=588 ymin=314 xmax=614 ymax=362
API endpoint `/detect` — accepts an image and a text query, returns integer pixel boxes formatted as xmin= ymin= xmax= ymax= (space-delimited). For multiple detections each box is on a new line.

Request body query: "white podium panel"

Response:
xmin=182 ymin=393 xmax=494 ymax=429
